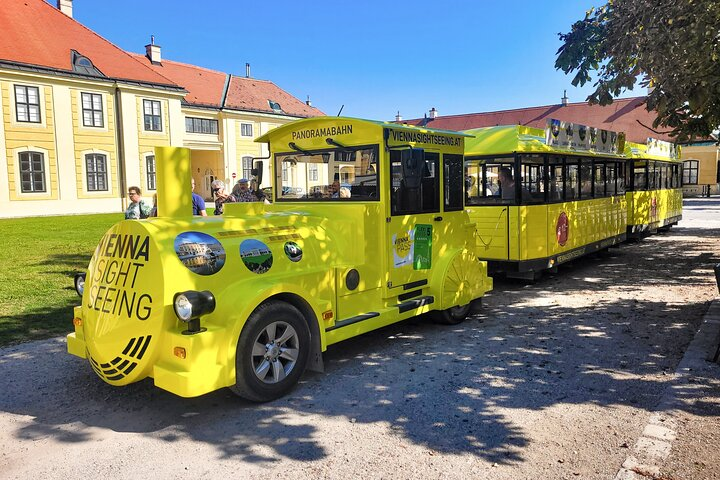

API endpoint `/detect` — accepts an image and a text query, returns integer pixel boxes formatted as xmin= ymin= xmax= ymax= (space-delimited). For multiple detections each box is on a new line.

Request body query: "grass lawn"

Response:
xmin=0 ymin=213 xmax=118 ymax=347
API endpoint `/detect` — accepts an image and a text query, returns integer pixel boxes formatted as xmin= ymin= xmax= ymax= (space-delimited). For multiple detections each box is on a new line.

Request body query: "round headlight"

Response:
xmin=74 ymin=273 xmax=86 ymax=297
xmin=174 ymin=294 xmax=193 ymax=322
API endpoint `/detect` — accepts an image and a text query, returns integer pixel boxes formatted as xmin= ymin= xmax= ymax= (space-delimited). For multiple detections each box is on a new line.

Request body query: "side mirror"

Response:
xmin=252 ymin=161 xmax=264 ymax=187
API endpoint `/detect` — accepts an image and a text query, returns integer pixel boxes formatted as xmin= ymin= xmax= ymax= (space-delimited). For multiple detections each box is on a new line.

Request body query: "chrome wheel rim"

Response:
xmin=251 ymin=321 xmax=299 ymax=384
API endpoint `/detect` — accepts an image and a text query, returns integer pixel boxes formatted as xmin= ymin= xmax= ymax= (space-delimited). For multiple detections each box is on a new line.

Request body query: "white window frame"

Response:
xmin=682 ymin=160 xmax=699 ymax=185
xmin=240 ymin=123 xmax=254 ymax=137
xmin=81 ymin=92 xmax=105 ymax=128
xmin=143 ymin=99 xmax=163 ymax=132
xmin=145 ymin=153 xmax=157 ymax=190
xmin=241 ymin=156 xmax=253 ymax=179
xmin=81 ymin=150 xmax=112 ymax=193
xmin=13 ymin=146 xmax=50 ymax=196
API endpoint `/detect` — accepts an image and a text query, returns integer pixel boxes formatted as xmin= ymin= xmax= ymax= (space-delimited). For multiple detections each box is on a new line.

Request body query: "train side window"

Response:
xmin=594 ymin=162 xmax=607 ymax=197
xmin=607 ymin=162 xmax=619 ymax=196
xmin=464 ymin=158 xmax=513 ymax=205
xmin=567 ymin=161 xmax=580 ymax=200
xmin=390 ymin=149 xmax=439 ymax=215
xmin=519 ymin=154 xmax=545 ymax=204
xmin=648 ymin=161 xmax=658 ymax=190
xmin=617 ymin=161 xmax=626 ymax=194
xmin=579 ymin=160 xmax=593 ymax=198
xmin=444 ymin=154 xmax=464 ymax=212
xmin=634 ymin=161 xmax=648 ymax=190
xmin=548 ymin=156 xmax=564 ymax=202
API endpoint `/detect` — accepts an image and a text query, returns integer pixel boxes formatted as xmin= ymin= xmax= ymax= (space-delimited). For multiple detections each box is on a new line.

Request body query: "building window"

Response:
xmin=268 ymin=100 xmax=282 ymax=113
xmin=240 ymin=123 xmax=253 ymax=137
xmin=85 ymin=153 xmax=108 ymax=191
xmin=81 ymin=93 xmax=104 ymax=128
xmin=146 ymin=155 xmax=156 ymax=190
xmin=15 ymin=85 xmax=41 ymax=123
xmin=242 ymin=156 xmax=253 ymax=179
xmin=185 ymin=117 xmax=218 ymax=134
xmin=309 ymin=164 xmax=318 ymax=181
xmin=19 ymin=151 xmax=46 ymax=192
xmin=143 ymin=99 xmax=162 ymax=131
xmin=683 ymin=160 xmax=699 ymax=185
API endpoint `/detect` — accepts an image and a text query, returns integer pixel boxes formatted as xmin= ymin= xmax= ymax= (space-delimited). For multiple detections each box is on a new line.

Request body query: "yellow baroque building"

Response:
xmin=0 ymin=0 xmax=322 ymax=218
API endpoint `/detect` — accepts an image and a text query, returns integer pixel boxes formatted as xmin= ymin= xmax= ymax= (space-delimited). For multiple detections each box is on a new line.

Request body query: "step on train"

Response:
xmin=66 ymin=116 xmax=681 ymax=401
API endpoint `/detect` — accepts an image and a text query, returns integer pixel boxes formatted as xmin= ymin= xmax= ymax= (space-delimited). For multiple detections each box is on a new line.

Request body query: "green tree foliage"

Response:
xmin=555 ymin=0 xmax=720 ymax=141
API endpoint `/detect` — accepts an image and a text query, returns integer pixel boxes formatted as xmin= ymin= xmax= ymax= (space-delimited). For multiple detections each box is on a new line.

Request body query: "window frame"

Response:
xmin=146 ymin=154 xmax=157 ymax=190
xmin=84 ymin=153 xmax=109 ymax=192
xmin=683 ymin=160 xmax=699 ymax=185
xmin=143 ymin=99 xmax=163 ymax=132
xmin=18 ymin=151 xmax=47 ymax=193
xmin=241 ymin=156 xmax=254 ymax=180
xmin=240 ymin=123 xmax=254 ymax=137
xmin=80 ymin=92 xmax=104 ymax=128
xmin=185 ymin=116 xmax=218 ymax=134
xmin=14 ymin=85 xmax=42 ymax=124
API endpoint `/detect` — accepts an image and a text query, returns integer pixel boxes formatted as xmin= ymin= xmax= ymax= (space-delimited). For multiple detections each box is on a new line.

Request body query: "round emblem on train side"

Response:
xmin=556 ymin=212 xmax=569 ymax=246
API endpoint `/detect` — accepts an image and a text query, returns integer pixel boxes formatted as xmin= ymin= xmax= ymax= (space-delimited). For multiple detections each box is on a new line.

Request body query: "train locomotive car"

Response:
xmin=67 ymin=116 xmax=492 ymax=402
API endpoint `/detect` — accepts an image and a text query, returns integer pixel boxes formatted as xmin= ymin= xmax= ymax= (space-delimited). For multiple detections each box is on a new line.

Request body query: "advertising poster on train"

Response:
xmin=413 ymin=224 xmax=432 ymax=270
xmin=392 ymin=229 xmax=414 ymax=268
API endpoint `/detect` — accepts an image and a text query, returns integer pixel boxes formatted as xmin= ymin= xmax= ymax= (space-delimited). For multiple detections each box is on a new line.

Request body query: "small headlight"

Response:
xmin=74 ymin=273 xmax=86 ymax=297
xmin=174 ymin=294 xmax=194 ymax=322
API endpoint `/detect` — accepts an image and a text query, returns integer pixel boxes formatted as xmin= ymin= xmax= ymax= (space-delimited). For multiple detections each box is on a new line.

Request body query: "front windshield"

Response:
xmin=274 ymin=146 xmax=379 ymax=201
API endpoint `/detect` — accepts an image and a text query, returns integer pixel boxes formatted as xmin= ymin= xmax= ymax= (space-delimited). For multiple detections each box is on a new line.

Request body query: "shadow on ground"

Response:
xmin=0 ymin=216 xmax=718 ymax=467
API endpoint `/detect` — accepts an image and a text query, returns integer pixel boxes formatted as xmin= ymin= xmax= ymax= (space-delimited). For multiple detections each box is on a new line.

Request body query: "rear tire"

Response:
xmin=230 ymin=301 xmax=310 ymax=402
xmin=432 ymin=303 xmax=471 ymax=325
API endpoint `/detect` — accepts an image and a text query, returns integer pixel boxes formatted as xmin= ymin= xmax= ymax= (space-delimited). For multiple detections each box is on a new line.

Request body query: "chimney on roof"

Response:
xmin=145 ymin=36 xmax=162 ymax=64
xmin=561 ymin=90 xmax=568 ymax=106
xmin=57 ymin=0 xmax=73 ymax=18
xmin=429 ymin=107 xmax=438 ymax=119
xmin=246 ymin=63 xmax=251 ymax=78
xmin=306 ymin=95 xmax=312 ymax=107
xmin=395 ymin=111 xmax=402 ymax=122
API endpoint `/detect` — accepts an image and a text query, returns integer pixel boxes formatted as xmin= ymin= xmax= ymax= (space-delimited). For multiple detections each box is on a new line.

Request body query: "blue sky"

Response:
xmin=68 ymin=0 xmax=636 ymax=121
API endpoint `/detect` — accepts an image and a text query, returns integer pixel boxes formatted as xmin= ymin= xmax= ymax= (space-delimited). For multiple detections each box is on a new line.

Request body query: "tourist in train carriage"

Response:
xmin=231 ymin=178 xmax=258 ymax=202
xmin=211 ymin=179 xmax=237 ymax=215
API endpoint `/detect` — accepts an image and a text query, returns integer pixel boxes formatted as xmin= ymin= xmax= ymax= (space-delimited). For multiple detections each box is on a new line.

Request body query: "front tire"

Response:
xmin=230 ymin=301 xmax=310 ymax=402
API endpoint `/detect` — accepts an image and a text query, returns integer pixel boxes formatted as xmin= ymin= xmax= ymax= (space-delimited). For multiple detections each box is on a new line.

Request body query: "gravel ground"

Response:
xmin=0 ymin=198 xmax=718 ymax=480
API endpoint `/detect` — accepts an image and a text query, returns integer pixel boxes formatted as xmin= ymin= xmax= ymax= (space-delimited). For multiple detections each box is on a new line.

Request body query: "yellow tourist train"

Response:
xmin=462 ymin=119 xmax=681 ymax=279
xmin=67 ymin=116 xmax=492 ymax=401
xmin=625 ymin=139 xmax=683 ymax=238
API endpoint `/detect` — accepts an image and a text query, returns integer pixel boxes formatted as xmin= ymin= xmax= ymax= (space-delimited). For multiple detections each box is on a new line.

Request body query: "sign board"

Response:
xmin=546 ymin=119 xmax=625 ymax=154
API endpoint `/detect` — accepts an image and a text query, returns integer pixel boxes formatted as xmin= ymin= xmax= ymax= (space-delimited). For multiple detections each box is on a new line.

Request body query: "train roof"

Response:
xmin=463 ymin=125 xmax=627 ymax=158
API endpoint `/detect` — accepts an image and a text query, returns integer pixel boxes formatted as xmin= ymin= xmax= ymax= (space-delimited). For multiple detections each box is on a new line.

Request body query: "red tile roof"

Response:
xmin=129 ymin=54 xmax=226 ymax=107
xmin=225 ymin=76 xmax=324 ymax=117
xmin=132 ymin=53 xmax=324 ymax=116
xmin=0 ymin=0 xmax=178 ymax=87
xmin=402 ymin=97 xmax=674 ymax=143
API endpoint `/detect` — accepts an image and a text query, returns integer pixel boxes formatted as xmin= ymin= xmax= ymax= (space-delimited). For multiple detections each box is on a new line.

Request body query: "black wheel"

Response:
xmin=431 ymin=303 xmax=471 ymax=325
xmin=230 ymin=301 xmax=310 ymax=402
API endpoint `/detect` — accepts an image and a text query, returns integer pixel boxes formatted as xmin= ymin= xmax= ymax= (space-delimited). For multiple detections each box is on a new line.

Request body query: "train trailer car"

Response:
xmin=624 ymin=138 xmax=683 ymax=238
xmin=67 ymin=116 xmax=492 ymax=402
xmin=463 ymin=121 xmax=629 ymax=280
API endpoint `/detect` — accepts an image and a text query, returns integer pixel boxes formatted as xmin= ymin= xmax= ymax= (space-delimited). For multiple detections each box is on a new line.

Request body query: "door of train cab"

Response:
xmin=385 ymin=147 xmax=442 ymax=290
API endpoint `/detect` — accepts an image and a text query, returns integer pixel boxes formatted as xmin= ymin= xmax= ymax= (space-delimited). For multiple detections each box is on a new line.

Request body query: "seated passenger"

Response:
xmin=328 ymin=180 xmax=340 ymax=198
xmin=339 ymin=186 xmax=351 ymax=198
xmin=498 ymin=167 xmax=516 ymax=201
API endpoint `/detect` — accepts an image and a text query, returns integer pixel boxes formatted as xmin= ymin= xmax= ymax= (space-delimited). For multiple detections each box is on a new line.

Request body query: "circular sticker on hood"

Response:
xmin=175 ymin=231 xmax=226 ymax=275
xmin=240 ymin=239 xmax=273 ymax=274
